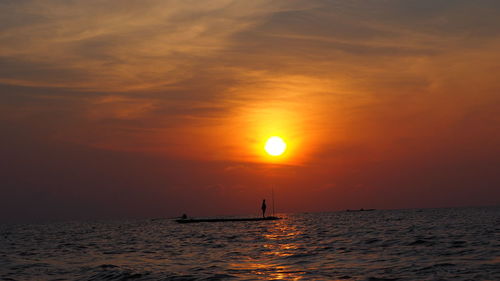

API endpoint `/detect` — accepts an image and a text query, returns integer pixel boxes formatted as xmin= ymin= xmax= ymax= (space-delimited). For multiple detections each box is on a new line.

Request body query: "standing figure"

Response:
xmin=261 ymin=199 xmax=267 ymax=218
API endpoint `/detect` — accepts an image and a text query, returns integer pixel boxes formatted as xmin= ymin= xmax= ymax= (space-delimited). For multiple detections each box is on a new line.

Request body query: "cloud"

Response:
xmin=0 ymin=0 xmax=305 ymax=90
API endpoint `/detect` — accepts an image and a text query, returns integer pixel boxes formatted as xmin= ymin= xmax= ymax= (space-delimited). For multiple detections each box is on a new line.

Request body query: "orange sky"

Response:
xmin=1 ymin=0 xmax=499 ymax=221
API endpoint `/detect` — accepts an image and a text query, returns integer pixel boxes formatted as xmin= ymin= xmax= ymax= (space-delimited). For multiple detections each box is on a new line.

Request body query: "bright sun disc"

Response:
xmin=265 ymin=136 xmax=287 ymax=156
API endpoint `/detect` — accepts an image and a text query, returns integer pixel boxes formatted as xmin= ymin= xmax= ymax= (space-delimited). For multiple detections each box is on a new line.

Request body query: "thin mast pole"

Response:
xmin=272 ymin=185 xmax=275 ymax=216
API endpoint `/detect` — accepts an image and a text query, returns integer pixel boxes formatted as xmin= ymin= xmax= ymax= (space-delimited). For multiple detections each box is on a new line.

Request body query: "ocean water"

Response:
xmin=1 ymin=207 xmax=499 ymax=281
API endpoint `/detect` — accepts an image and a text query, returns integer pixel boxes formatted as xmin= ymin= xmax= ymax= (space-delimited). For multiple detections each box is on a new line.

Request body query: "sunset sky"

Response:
xmin=1 ymin=0 xmax=499 ymax=222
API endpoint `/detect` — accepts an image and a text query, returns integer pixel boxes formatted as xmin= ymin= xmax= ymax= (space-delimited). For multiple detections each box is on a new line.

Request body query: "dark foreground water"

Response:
xmin=1 ymin=207 xmax=499 ymax=281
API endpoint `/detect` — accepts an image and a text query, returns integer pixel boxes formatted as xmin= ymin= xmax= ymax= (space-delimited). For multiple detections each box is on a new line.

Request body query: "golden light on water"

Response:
xmin=229 ymin=217 xmax=304 ymax=280
xmin=264 ymin=136 xmax=287 ymax=156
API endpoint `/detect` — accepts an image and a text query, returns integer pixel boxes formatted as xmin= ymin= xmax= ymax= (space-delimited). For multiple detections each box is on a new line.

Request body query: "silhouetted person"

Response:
xmin=261 ymin=199 xmax=267 ymax=218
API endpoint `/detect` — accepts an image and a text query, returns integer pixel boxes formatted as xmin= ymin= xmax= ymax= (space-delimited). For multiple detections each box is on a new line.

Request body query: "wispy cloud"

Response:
xmin=0 ymin=0 xmax=305 ymax=90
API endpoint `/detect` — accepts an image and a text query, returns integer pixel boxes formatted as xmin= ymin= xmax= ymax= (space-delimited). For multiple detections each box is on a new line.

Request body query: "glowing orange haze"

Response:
xmin=0 ymin=0 xmax=499 ymax=221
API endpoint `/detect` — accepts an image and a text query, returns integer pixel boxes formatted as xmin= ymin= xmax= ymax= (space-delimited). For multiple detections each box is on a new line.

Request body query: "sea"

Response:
xmin=1 ymin=207 xmax=499 ymax=281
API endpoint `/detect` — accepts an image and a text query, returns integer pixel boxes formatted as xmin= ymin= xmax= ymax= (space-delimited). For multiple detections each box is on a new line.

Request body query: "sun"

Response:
xmin=264 ymin=136 xmax=287 ymax=156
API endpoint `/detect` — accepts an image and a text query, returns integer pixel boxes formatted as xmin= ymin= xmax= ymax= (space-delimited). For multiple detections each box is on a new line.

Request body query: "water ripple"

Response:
xmin=0 ymin=207 xmax=499 ymax=280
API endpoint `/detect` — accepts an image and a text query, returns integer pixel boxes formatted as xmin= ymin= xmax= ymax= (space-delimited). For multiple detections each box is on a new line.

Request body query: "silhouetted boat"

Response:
xmin=346 ymin=208 xmax=375 ymax=212
xmin=176 ymin=216 xmax=281 ymax=224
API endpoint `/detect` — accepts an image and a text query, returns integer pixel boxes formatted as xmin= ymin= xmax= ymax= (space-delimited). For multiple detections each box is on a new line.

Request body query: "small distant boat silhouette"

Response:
xmin=346 ymin=208 xmax=375 ymax=212
xmin=176 ymin=216 xmax=281 ymax=224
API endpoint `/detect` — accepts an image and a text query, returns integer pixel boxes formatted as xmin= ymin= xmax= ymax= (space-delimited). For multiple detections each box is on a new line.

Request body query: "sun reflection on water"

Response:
xmin=262 ymin=219 xmax=303 ymax=258
xmin=230 ymin=216 xmax=307 ymax=280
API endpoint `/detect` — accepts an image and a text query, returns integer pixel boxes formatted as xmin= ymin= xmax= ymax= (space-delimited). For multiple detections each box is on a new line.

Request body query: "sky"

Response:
xmin=1 ymin=0 xmax=499 ymax=222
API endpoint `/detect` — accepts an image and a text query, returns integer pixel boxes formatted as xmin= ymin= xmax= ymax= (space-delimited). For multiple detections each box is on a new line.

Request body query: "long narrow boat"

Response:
xmin=176 ymin=216 xmax=281 ymax=224
xmin=346 ymin=208 xmax=375 ymax=212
